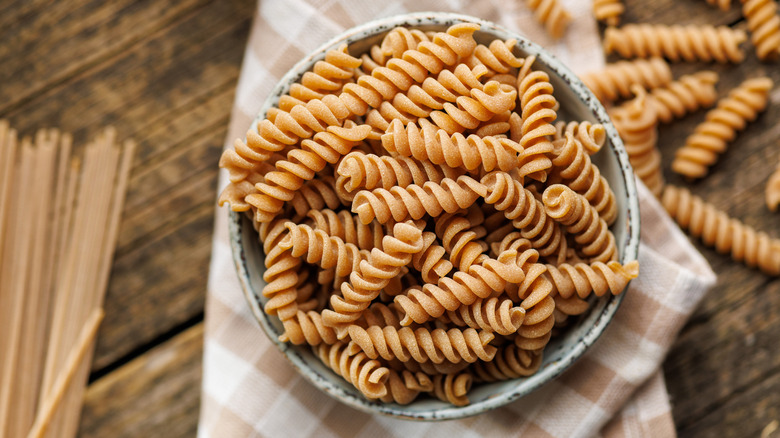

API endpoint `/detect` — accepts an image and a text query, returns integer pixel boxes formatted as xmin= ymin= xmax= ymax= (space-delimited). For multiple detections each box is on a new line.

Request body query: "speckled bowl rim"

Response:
xmin=229 ymin=12 xmax=640 ymax=421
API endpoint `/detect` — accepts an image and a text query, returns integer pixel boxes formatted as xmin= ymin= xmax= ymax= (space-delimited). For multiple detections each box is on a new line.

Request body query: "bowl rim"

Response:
xmin=228 ymin=11 xmax=641 ymax=421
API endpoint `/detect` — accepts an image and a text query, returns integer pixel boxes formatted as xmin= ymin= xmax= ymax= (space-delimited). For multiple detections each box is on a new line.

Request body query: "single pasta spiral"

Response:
xmin=544 ymin=260 xmax=639 ymax=299
xmin=395 ymin=249 xmax=529 ymax=325
xmin=551 ymin=129 xmax=620 ymax=215
xmin=247 ymin=122 xmax=372 ymax=223
xmin=662 ymin=185 xmax=780 ymax=276
xmin=382 ymin=119 xmax=521 ymax=173
xmin=609 ymin=88 xmax=664 ymax=197
xmin=432 ymin=372 xmax=473 ymax=406
xmin=603 ymin=24 xmax=747 ymax=63
xmin=439 ymin=297 xmax=525 ymax=335
xmin=346 ymin=325 xmax=497 ymax=364
xmin=741 ymin=0 xmax=780 ymax=61
xmin=672 ymin=77 xmax=773 ymax=179
xmin=552 ymin=120 xmax=607 ymax=156
xmin=358 ymin=302 xmax=406 ymax=329
xmin=280 ymin=310 xmax=338 ymax=346
xmin=361 ymin=27 xmax=431 ymax=73
xmin=381 ymin=369 xmax=433 ymax=405
xmin=280 ymin=223 xmax=368 ymax=280
xmin=481 ymin=171 xmax=568 ymax=262
xmin=262 ymin=228 xmax=302 ymax=321
xmin=315 ymin=342 xmax=390 ymax=399
xmin=288 ymin=44 xmax=361 ymax=106
xmin=412 ymin=231 xmax=454 ymax=284
xmin=305 ymin=209 xmax=384 ymax=251
xmin=580 ymin=57 xmax=673 ymax=104
xmin=289 ymin=175 xmax=344 ymax=220
xmin=335 ymin=151 xmax=463 ymax=201
xmin=425 ymin=81 xmax=518 ymax=134
xmin=435 ymin=210 xmax=489 ymax=272
xmin=525 ymin=0 xmax=572 ymax=39
xmin=514 ymin=68 xmax=558 ymax=182
xmin=647 ymin=71 xmax=719 ymax=124
xmin=543 ymin=184 xmax=618 ymax=263
xmin=553 ymin=293 xmax=591 ymax=325
xmin=322 ymin=222 xmax=424 ymax=330
xmin=351 ymin=175 xmax=487 ymax=225
xmin=465 ymin=39 xmax=525 ymax=75
xmin=472 ymin=344 xmax=543 ymax=382
xmin=593 ymin=0 xmax=624 ymax=26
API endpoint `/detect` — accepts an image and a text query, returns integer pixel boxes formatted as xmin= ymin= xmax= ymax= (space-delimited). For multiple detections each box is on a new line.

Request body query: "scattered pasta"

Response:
xmin=225 ymin=22 xmax=637 ymax=407
xmin=580 ymin=57 xmax=673 ymax=104
xmin=525 ymin=0 xmax=572 ymax=39
xmin=741 ymin=0 xmax=780 ymax=61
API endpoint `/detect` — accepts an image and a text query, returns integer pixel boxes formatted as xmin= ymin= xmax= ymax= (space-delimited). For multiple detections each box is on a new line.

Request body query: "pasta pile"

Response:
xmin=218 ymin=23 xmax=640 ymax=406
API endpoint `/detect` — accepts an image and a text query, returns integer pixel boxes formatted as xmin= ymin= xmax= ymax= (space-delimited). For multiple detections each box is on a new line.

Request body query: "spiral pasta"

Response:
xmin=280 ymin=310 xmax=338 ymax=346
xmin=346 ymin=325 xmax=497 ymax=364
xmin=543 ymin=184 xmax=618 ymax=263
xmin=608 ymin=88 xmax=664 ymax=197
xmin=432 ymin=372 xmax=473 ymax=406
xmin=440 ymin=297 xmax=525 ymax=335
xmin=280 ymin=223 xmax=368 ymax=280
xmin=427 ymin=81 xmax=519 ymax=134
xmin=412 ymin=231 xmax=454 ymax=284
xmin=315 ymin=341 xmax=390 ymax=399
xmin=552 ymin=121 xmax=607 ymax=156
xmin=435 ymin=210 xmax=489 ymax=272
xmin=671 ymin=77 xmax=773 ymax=179
xmin=515 ymin=67 xmax=557 ymax=182
xmin=261 ymin=225 xmax=302 ymax=321
xmin=646 ymin=71 xmax=719 ymax=124
xmin=472 ymin=344 xmax=543 ymax=382
xmin=305 ymin=209 xmax=384 ymax=251
xmin=580 ymin=57 xmax=673 ymax=104
xmin=351 ymin=175 xmax=487 ymax=225
xmin=603 ymin=24 xmax=747 ymax=63
xmin=395 ymin=249 xmax=530 ymax=325
xmin=544 ymin=260 xmax=639 ymax=299
xmin=662 ymin=185 xmax=780 ymax=275
xmin=289 ymin=175 xmax=344 ymax=220
xmin=288 ymin=44 xmax=361 ymax=106
xmin=766 ymin=156 xmax=780 ymax=212
xmin=593 ymin=0 xmax=624 ymax=26
xmin=382 ymin=119 xmax=521 ymax=173
xmin=361 ymin=27 xmax=431 ymax=73
xmin=481 ymin=171 xmax=568 ymax=262
xmin=465 ymin=39 xmax=525 ymax=75
xmin=525 ymin=0 xmax=572 ymax=39
xmin=380 ymin=369 xmax=432 ymax=405
xmin=741 ymin=0 xmax=780 ymax=61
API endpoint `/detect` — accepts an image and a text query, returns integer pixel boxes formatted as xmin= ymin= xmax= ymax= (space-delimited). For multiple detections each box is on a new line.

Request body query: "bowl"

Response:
xmin=228 ymin=11 xmax=640 ymax=421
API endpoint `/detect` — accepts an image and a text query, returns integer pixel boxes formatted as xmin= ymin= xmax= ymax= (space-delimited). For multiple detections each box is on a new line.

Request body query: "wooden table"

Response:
xmin=2 ymin=1 xmax=778 ymax=436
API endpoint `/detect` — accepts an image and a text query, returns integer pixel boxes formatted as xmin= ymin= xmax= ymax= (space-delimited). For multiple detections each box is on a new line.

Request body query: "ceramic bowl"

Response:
xmin=229 ymin=11 xmax=640 ymax=421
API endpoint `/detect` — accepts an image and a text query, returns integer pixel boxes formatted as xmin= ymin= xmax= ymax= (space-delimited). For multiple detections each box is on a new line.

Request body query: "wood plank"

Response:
xmin=620 ymin=0 xmax=743 ymax=27
xmin=78 ymin=324 xmax=203 ymax=438
xmin=0 ymin=0 xmax=211 ymax=115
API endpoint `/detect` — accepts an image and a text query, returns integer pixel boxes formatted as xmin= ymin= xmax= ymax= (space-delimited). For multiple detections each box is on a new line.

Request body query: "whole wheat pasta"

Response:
xmin=580 ymin=57 xmax=673 ymax=104
xmin=287 ymin=44 xmax=361 ymax=107
xmin=464 ymin=39 xmax=525 ymax=75
xmin=474 ymin=110 xmax=513 ymax=137
xmin=346 ymin=325 xmax=497 ymax=364
xmin=741 ymin=0 xmax=780 ymax=61
xmin=412 ymin=231 xmax=454 ymax=284
xmin=380 ymin=369 xmax=433 ymax=405
xmin=439 ymin=297 xmax=525 ymax=335
xmin=545 ymin=260 xmax=640 ymax=299
xmin=395 ymin=250 xmax=529 ymax=325
xmin=525 ymin=0 xmax=572 ymax=39
xmin=593 ymin=0 xmax=625 ymax=26
xmin=431 ymin=372 xmax=473 ymax=406
xmin=609 ymin=88 xmax=664 ymax=197
xmin=279 ymin=310 xmax=338 ymax=345
xmin=280 ymin=223 xmax=368 ymax=280
xmin=603 ymin=24 xmax=747 ymax=63
xmin=434 ymin=210 xmax=489 ymax=272
xmin=427 ymin=81 xmax=518 ymax=134
xmin=662 ymin=185 xmax=780 ymax=275
xmin=553 ymin=293 xmax=591 ymax=325
xmin=351 ymin=175 xmax=487 ymax=225
xmin=472 ymin=344 xmax=543 ymax=382
xmin=514 ymin=65 xmax=558 ymax=182
xmin=360 ymin=27 xmax=431 ymax=73
xmin=315 ymin=341 xmax=390 ymax=399
xmin=382 ymin=119 xmax=521 ymax=173
xmin=766 ymin=153 xmax=780 ymax=211
xmin=552 ymin=120 xmax=607 ymax=156
xmin=289 ymin=175 xmax=345 ymax=220
xmin=647 ymin=71 xmax=720 ymax=124
xmin=305 ymin=209 xmax=385 ymax=250
xmin=672 ymin=77 xmax=773 ymax=179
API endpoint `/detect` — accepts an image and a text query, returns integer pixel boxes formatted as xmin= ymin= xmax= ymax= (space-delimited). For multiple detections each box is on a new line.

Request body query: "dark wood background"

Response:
xmin=2 ymin=0 xmax=778 ymax=436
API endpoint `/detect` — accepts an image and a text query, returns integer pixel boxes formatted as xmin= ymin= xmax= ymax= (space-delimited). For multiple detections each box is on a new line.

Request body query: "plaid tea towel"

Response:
xmin=199 ymin=1 xmax=717 ymax=436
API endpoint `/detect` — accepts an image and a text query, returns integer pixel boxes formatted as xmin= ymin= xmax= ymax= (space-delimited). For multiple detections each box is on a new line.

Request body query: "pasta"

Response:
xmin=609 ymin=87 xmax=664 ymax=197
xmin=382 ymin=119 xmax=522 ymax=173
xmin=238 ymin=22 xmax=639 ymax=406
xmin=542 ymin=184 xmax=618 ymax=263
xmin=603 ymin=24 xmax=747 ymax=63
xmin=580 ymin=57 xmax=673 ymax=104
xmin=525 ymin=0 xmax=572 ymax=39
xmin=662 ymin=185 xmax=780 ymax=275
xmin=351 ymin=175 xmax=487 ymax=225
xmin=766 ymin=155 xmax=780 ymax=211
xmin=646 ymin=71 xmax=719 ymax=124
xmin=671 ymin=77 xmax=773 ymax=179
xmin=741 ymin=0 xmax=780 ymax=61
xmin=593 ymin=0 xmax=624 ymax=26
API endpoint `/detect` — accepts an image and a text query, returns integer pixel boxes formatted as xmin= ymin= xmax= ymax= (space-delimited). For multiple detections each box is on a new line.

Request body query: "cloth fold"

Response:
xmin=199 ymin=1 xmax=717 ymax=436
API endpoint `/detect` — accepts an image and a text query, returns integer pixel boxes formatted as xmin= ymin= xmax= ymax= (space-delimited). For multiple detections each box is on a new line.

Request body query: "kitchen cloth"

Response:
xmin=199 ymin=1 xmax=717 ymax=436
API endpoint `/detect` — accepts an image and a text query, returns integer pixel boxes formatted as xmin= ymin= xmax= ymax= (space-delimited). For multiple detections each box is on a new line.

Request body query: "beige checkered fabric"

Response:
xmin=199 ymin=1 xmax=717 ymax=436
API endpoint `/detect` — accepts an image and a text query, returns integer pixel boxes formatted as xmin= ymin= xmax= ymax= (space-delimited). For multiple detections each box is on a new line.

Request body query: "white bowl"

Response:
xmin=229 ymin=12 xmax=640 ymax=421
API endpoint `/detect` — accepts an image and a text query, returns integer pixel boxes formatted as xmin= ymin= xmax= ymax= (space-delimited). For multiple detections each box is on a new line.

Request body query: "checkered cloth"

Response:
xmin=199 ymin=1 xmax=717 ymax=436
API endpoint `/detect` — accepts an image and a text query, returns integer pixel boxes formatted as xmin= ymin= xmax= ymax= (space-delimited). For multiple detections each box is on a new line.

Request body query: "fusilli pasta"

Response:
xmin=741 ymin=0 xmax=780 ymax=61
xmin=646 ymin=71 xmax=719 ymax=124
xmin=525 ymin=0 xmax=572 ymax=39
xmin=580 ymin=57 xmax=672 ymax=104
xmin=604 ymin=24 xmax=747 ymax=63
xmin=593 ymin=0 xmax=625 ymax=26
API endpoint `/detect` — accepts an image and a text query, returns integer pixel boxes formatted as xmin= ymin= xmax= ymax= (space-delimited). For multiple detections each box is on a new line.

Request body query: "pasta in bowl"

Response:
xmin=225 ymin=12 xmax=640 ymax=420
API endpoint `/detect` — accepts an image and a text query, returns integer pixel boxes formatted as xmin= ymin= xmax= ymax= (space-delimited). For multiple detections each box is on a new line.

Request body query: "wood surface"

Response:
xmin=1 ymin=0 xmax=778 ymax=436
